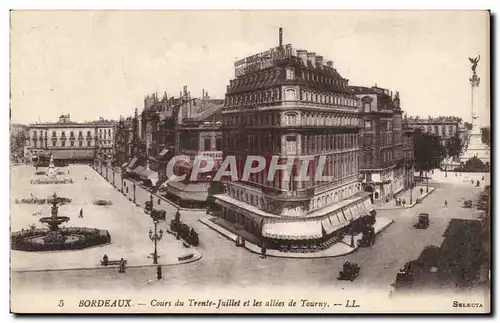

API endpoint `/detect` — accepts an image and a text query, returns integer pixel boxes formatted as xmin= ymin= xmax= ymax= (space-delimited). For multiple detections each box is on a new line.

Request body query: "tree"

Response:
xmin=464 ymin=122 xmax=473 ymax=130
xmin=481 ymin=127 xmax=491 ymax=147
xmin=445 ymin=134 xmax=464 ymax=161
xmin=414 ymin=132 xmax=445 ymax=175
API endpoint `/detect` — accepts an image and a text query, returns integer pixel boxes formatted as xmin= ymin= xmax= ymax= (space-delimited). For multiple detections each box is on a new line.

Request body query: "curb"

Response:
xmin=12 ymin=252 xmax=203 ymax=274
xmin=374 ymin=187 xmax=436 ymax=211
xmin=199 ymin=217 xmax=394 ymax=259
xmin=93 ymin=166 xmax=204 ymax=213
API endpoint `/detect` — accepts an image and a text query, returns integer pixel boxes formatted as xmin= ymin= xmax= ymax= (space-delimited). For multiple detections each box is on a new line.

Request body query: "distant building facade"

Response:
xmin=406 ymin=116 xmax=461 ymax=145
xmin=10 ymin=123 xmax=29 ymax=162
xmin=351 ymin=85 xmax=412 ymax=201
xmin=27 ymin=114 xmax=115 ymax=164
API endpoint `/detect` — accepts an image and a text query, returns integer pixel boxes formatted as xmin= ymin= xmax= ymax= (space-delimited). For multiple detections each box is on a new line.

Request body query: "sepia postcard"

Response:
xmin=9 ymin=10 xmax=491 ymax=314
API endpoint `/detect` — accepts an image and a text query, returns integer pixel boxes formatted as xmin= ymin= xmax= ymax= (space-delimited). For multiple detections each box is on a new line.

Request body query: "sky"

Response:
xmin=10 ymin=10 xmax=490 ymax=127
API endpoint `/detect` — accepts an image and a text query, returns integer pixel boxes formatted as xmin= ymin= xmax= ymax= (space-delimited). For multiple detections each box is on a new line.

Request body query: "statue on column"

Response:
xmin=468 ymin=55 xmax=480 ymax=76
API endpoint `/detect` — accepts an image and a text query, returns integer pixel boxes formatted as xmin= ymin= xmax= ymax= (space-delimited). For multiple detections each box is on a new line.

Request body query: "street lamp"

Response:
xmin=426 ymin=170 xmax=429 ymax=193
xmin=133 ymin=181 xmax=136 ymax=204
xmin=349 ymin=219 xmax=355 ymax=248
xmin=148 ymin=219 xmax=163 ymax=265
xmin=150 ymin=188 xmax=154 ymax=207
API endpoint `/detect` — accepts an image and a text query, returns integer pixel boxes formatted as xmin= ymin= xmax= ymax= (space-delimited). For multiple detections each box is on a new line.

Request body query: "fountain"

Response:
xmin=38 ymin=193 xmax=71 ymax=244
xmin=31 ymin=154 xmax=73 ymax=184
xmin=11 ymin=193 xmax=111 ymax=252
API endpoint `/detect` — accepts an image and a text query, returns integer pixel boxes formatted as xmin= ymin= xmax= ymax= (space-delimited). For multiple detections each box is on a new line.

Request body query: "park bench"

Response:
xmin=100 ymin=259 xmax=127 ymax=267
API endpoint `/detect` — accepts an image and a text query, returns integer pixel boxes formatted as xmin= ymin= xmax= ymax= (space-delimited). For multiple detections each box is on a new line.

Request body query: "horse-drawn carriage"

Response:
xmin=357 ymin=226 xmax=375 ymax=247
xmin=413 ymin=213 xmax=430 ymax=229
xmin=337 ymin=262 xmax=360 ymax=281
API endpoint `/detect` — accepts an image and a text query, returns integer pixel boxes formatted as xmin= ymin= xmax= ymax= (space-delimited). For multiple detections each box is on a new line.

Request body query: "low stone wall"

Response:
xmin=11 ymin=227 xmax=111 ymax=252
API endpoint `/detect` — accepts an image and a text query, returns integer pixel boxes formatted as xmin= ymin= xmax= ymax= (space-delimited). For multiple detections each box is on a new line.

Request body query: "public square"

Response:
xmin=11 ymin=163 xmax=488 ymax=295
xmin=10 ymin=164 xmax=201 ymax=272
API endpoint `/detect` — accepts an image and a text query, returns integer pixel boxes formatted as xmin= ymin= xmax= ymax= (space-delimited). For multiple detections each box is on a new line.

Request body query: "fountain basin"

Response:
xmin=11 ymin=227 xmax=111 ymax=252
xmin=31 ymin=178 xmax=73 ymax=184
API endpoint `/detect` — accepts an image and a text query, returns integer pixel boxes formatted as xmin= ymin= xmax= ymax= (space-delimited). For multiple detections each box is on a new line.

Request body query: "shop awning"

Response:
xmin=342 ymin=207 xmax=354 ymax=221
xmin=138 ymin=169 xmax=159 ymax=185
xmin=126 ymin=157 xmax=139 ymax=171
xmin=166 ymin=180 xmax=209 ymax=201
xmin=132 ymin=165 xmax=146 ymax=174
xmin=52 ymin=149 xmax=94 ymax=160
xmin=363 ymin=198 xmax=374 ymax=212
xmin=262 ymin=221 xmax=323 ymax=240
xmin=321 ymin=218 xmax=335 ymax=235
xmin=157 ymin=149 xmax=170 ymax=160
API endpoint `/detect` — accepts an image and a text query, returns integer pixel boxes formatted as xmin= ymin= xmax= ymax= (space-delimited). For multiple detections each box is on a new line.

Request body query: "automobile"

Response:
xmin=337 ymin=262 xmax=360 ymax=281
xmin=357 ymin=226 xmax=375 ymax=247
xmin=462 ymin=200 xmax=473 ymax=208
xmin=413 ymin=213 xmax=429 ymax=229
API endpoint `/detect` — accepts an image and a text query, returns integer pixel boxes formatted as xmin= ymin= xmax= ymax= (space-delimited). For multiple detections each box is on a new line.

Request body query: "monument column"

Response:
xmin=461 ymin=55 xmax=490 ymax=164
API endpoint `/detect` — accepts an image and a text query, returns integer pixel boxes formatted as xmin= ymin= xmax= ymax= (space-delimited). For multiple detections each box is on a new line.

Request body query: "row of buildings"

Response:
xmin=25 ymin=114 xmax=115 ymax=165
xmin=107 ymin=30 xmax=419 ymax=248
xmin=17 ymin=29 xmax=465 ymax=249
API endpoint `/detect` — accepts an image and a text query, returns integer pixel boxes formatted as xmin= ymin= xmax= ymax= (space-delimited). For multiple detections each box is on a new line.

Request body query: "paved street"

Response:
xmin=11 ymin=165 xmax=486 ymax=295
xmin=10 ymin=165 xmax=201 ymax=271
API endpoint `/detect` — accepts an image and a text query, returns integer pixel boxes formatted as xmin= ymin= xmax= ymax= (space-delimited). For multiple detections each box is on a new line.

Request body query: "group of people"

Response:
xmin=395 ymin=198 xmax=406 ymax=207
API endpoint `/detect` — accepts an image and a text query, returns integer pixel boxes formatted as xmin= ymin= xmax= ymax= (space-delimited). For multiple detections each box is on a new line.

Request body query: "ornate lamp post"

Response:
xmin=349 ymin=219 xmax=355 ymax=248
xmin=148 ymin=219 xmax=163 ymax=265
xmin=426 ymin=170 xmax=429 ymax=193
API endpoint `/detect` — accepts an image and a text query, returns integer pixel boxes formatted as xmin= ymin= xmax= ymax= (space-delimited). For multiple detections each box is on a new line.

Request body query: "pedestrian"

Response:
xmin=444 ymin=200 xmax=448 ymax=208
xmin=102 ymin=254 xmax=109 ymax=266
xmin=420 ymin=188 xmax=424 ymax=195
xmin=402 ymin=199 xmax=406 ymax=207
xmin=157 ymin=265 xmax=162 ymax=280
xmin=119 ymin=258 xmax=126 ymax=273
xmin=79 ymin=208 xmax=83 ymax=218
xmin=261 ymin=245 xmax=267 ymax=259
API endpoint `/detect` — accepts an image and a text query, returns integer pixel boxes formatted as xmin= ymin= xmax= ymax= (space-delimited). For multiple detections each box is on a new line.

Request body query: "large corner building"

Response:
xmin=214 ymin=30 xmax=376 ymax=250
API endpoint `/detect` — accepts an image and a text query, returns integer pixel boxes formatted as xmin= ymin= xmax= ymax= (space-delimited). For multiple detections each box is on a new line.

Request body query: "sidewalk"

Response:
xmin=199 ymin=216 xmax=394 ymax=259
xmin=374 ymin=185 xmax=436 ymax=211
xmin=92 ymin=164 xmax=204 ymax=213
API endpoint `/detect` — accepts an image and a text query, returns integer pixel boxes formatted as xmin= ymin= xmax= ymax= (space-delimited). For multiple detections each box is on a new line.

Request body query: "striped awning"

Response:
xmin=52 ymin=149 xmax=94 ymax=160
xmin=262 ymin=221 xmax=323 ymax=240
xmin=138 ymin=169 xmax=159 ymax=185
xmin=126 ymin=157 xmax=139 ymax=171
xmin=321 ymin=218 xmax=335 ymax=235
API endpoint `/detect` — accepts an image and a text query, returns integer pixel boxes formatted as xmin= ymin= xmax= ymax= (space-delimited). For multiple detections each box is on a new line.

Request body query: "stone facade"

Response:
xmin=215 ymin=42 xmax=374 ymax=247
xmin=351 ymin=86 xmax=413 ymax=201
xmin=28 ymin=114 xmax=115 ymax=163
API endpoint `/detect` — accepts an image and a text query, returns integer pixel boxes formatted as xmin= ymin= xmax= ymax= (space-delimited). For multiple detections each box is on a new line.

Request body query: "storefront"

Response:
xmin=215 ymin=193 xmax=376 ymax=250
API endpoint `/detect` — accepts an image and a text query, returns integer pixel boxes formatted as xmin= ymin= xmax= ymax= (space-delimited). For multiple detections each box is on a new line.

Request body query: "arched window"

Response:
xmin=286 ymin=113 xmax=297 ymax=125
xmin=285 ymin=89 xmax=296 ymax=101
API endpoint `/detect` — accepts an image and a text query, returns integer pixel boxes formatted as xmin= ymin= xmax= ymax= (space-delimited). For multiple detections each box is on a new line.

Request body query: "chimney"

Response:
xmin=306 ymin=52 xmax=316 ymax=65
xmin=297 ymin=50 xmax=308 ymax=65
xmin=202 ymin=89 xmax=205 ymax=98
xmin=279 ymin=27 xmax=283 ymax=47
xmin=326 ymin=60 xmax=334 ymax=68
xmin=315 ymin=55 xmax=324 ymax=68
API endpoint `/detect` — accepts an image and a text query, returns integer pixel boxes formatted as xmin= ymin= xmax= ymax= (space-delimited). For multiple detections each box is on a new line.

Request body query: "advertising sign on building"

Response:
xmin=234 ymin=44 xmax=295 ymax=77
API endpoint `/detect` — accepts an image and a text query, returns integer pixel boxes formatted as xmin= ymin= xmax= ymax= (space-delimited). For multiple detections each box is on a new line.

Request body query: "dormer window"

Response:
xmin=286 ymin=67 xmax=295 ymax=80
